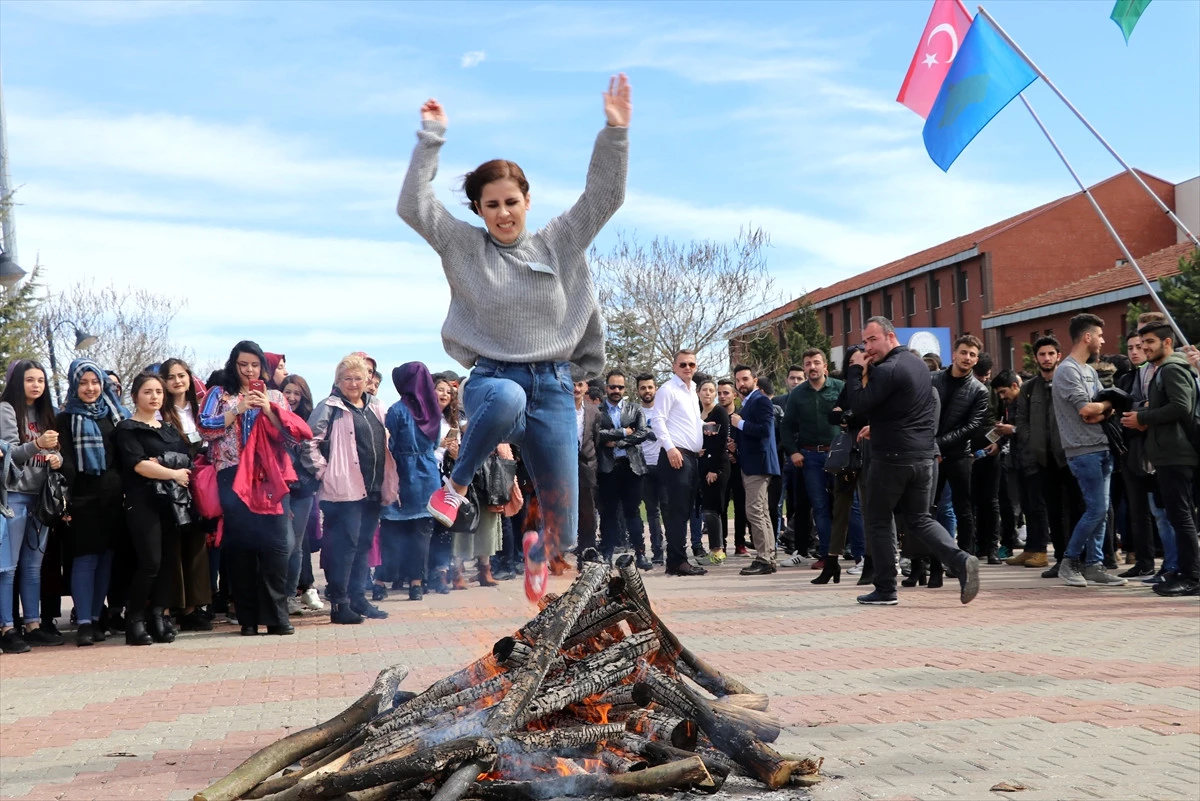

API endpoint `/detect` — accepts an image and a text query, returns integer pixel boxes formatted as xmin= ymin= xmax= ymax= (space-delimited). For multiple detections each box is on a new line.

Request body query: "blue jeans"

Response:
xmin=71 ymin=551 xmax=113 ymax=624
xmin=9 ymin=492 xmax=47 ymax=625
xmin=283 ymin=494 xmax=315 ymax=595
xmin=321 ymin=499 xmax=382 ymax=607
xmin=1149 ymin=489 xmax=1178 ymax=572
xmin=936 ymin=482 xmax=957 ymax=538
xmin=453 ymin=358 xmax=578 ymax=558
xmin=1065 ymin=450 xmax=1113 ymax=566
xmin=800 ymin=453 xmax=834 ymax=555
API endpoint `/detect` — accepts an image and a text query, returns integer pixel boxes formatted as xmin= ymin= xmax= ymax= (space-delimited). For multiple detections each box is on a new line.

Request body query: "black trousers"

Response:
xmin=1120 ymin=468 xmax=1158 ymax=566
xmin=971 ymin=454 xmax=1003 ymax=556
xmin=1157 ymin=465 xmax=1199 ymax=581
xmin=642 ymin=468 xmax=665 ymax=560
xmin=725 ymin=461 xmax=748 ymax=551
xmin=867 ymin=457 xmax=966 ymax=594
xmin=597 ymin=460 xmax=646 ymax=556
xmin=577 ymin=474 xmax=598 ymax=557
xmin=658 ymin=450 xmax=699 ymax=571
xmin=217 ymin=468 xmax=290 ymax=628
xmin=699 ymin=464 xmax=731 ymax=551
xmin=122 ymin=493 xmax=180 ymax=619
xmin=935 ymin=456 xmax=977 ymax=555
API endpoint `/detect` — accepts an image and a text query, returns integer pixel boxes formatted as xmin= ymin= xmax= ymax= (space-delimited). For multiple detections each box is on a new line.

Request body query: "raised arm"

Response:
xmin=556 ymin=74 xmax=631 ymax=249
xmin=397 ymin=99 xmax=474 ymax=254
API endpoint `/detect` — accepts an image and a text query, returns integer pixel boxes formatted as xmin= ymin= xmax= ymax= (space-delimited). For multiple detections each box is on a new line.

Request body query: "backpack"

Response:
xmin=1152 ymin=363 xmax=1200 ymax=454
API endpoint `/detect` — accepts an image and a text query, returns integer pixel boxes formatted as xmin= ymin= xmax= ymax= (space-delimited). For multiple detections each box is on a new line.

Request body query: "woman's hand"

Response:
xmin=46 ymin=453 xmax=63 ymax=470
xmin=603 ymin=73 xmax=631 ymax=127
xmin=173 ymin=469 xmax=190 ymax=488
xmin=36 ymin=430 xmax=59 ymax=449
xmin=496 ymin=443 xmax=513 ymax=460
xmin=421 ymin=99 xmax=447 ymax=126
xmin=446 ymin=438 xmax=460 ymax=459
xmin=246 ymin=390 xmax=270 ymax=410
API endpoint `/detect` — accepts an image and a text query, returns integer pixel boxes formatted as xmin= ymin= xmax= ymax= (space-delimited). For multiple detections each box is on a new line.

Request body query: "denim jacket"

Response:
xmin=379 ymin=400 xmax=439 ymax=521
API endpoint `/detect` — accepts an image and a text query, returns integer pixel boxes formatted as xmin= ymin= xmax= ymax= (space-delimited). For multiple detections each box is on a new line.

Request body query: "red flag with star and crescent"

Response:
xmin=896 ymin=0 xmax=973 ymax=119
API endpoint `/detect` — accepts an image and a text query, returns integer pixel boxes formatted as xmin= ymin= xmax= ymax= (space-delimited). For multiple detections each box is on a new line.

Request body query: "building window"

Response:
xmin=825 ymin=310 xmax=834 ymax=337
xmin=957 ymin=271 xmax=968 ymax=303
xmin=883 ymin=292 xmax=893 ymax=320
xmin=862 ymin=296 xmax=872 ymax=322
xmin=931 ymin=278 xmax=942 ymax=310
xmin=843 ymin=305 xmax=852 ymax=334
xmin=905 ymin=286 xmax=916 ymax=317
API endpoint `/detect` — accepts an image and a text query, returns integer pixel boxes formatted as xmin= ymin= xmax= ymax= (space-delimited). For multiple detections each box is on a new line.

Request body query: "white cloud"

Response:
xmin=461 ymin=50 xmax=487 ymax=69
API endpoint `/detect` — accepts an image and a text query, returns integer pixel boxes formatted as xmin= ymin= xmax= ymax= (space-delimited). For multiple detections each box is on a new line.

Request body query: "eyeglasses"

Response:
xmin=607 ymin=384 xmax=625 ymax=390
xmin=676 ymin=362 xmax=696 ymax=368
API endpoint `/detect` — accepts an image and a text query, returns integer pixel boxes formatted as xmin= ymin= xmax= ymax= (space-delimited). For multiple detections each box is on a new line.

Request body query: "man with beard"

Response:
xmin=730 ymin=365 xmax=780 ymax=575
xmin=595 ymin=371 xmax=653 ymax=568
xmin=636 ymin=373 xmax=665 ymax=565
xmin=718 ymin=378 xmax=749 ymax=557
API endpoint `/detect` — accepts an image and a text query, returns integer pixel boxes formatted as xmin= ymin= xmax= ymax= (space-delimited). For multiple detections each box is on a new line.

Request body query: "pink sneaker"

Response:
xmin=427 ymin=479 xmax=466 ymax=528
xmin=523 ymin=530 xmax=549 ymax=603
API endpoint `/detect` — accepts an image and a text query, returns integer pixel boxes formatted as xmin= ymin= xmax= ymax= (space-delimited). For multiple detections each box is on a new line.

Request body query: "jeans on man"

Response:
xmin=321 ymin=498 xmax=383 ymax=607
xmin=452 ymin=359 xmax=578 ymax=558
xmin=1156 ymin=465 xmax=1199 ymax=581
xmin=597 ymin=459 xmax=646 ymax=558
xmin=866 ymin=457 xmax=967 ymax=594
xmin=657 ymin=449 xmax=699 ymax=571
xmin=1065 ymin=450 xmax=1113 ymax=566
xmin=799 ymin=451 xmax=834 ymax=555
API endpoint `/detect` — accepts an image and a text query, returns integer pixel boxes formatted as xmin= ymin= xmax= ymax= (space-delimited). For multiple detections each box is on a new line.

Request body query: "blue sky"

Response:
xmin=2 ymin=0 xmax=1197 ymax=399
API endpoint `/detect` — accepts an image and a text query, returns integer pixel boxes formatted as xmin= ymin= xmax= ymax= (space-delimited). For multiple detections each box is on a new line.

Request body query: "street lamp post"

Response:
xmin=44 ymin=320 xmax=99 ymax=407
xmin=0 ymin=65 xmax=23 ymax=289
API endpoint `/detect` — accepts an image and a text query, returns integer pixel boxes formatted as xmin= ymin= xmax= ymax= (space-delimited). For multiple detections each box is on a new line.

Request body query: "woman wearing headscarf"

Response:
xmin=55 ymin=359 xmax=129 ymax=645
xmin=380 ymin=363 xmax=442 ymax=601
xmin=301 ymin=354 xmax=398 ymax=623
xmin=1 ymin=359 xmax=65 ymax=651
xmin=264 ymin=353 xmax=288 ymax=391
xmin=198 ymin=341 xmax=311 ymax=636
xmin=280 ymin=374 xmax=323 ymax=613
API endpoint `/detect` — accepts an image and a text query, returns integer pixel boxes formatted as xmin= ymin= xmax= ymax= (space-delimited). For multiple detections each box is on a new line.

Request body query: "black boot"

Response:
xmin=811 ymin=555 xmax=841 ymax=585
xmin=125 ymin=618 xmax=153 ymax=646
xmin=927 ymin=558 xmax=945 ymax=589
xmin=330 ymin=603 xmax=364 ymax=625
xmin=902 ymin=557 xmax=928 ymax=587
xmin=76 ymin=623 xmax=95 ymax=647
xmin=856 ymin=554 xmax=875 ymax=586
xmin=148 ymin=609 xmax=175 ymax=643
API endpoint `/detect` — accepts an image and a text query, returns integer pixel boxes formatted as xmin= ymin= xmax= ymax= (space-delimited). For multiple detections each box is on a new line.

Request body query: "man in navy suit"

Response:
xmin=731 ymin=365 xmax=781 ymax=575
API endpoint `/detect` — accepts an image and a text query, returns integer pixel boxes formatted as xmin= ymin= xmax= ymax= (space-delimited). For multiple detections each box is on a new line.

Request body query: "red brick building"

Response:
xmin=728 ymin=170 xmax=1194 ymax=370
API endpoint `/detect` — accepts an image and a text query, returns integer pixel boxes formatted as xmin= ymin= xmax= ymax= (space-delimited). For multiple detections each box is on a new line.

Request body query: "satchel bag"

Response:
xmin=191 ymin=455 xmax=223 ymax=520
xmin=823 ymin=430 xmax=862 ymax=476
xmin=35 ymin=470 xmax=70 ymax=526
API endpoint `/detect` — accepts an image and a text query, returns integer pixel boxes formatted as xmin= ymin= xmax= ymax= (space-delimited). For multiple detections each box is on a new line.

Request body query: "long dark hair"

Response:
xmin=435 ymin=377 xmax=459 ymax=428
xmin=280 ymin=374 xmax=314 ymax=421
xmin=220 ymin=340 xmax=270 ymax=395
xmin=129 ymin=371 xmax=166 ymax=414
xmin=1 ymin=360 xmax=57 ymax=441
xmin=159 ymin=358 xmax=200 ymax=432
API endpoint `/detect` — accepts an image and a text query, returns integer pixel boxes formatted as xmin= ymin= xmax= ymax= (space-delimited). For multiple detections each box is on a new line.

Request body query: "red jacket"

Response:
xmin=233 ymin=402 xmax=312 ymax=515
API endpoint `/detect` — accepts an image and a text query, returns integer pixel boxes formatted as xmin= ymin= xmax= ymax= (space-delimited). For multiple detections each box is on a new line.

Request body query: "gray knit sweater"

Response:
xmin=397 ymin=120 xmax=628 ymax=378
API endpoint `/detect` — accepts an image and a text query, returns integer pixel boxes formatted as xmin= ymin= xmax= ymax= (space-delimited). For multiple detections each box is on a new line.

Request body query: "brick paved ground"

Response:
xmin=1 ymin=558 xmax=1197 ymax=801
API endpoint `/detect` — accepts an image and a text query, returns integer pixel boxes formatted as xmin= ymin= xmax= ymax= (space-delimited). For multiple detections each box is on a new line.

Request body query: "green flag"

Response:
xmin=1111 ymin=0 xmax=1152 ymax=43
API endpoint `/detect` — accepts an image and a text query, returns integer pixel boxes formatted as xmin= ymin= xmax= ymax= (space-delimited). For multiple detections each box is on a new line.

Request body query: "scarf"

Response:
xmin=61 ymin=359 xmax=130 ymax=475
xmin=392 ymin=362 xmax=441 ymax=444
xmin=264 ymin=352 xmax=285 ymax=390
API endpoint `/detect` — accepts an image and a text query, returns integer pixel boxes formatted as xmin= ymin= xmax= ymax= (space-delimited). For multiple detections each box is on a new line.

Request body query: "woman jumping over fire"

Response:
xmin=397 ymin=74 xmax=631 ymax=602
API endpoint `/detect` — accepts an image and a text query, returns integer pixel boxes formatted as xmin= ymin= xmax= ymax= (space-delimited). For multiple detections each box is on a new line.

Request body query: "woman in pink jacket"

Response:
xmin=302 ymin=354 xmax=398 ymax=625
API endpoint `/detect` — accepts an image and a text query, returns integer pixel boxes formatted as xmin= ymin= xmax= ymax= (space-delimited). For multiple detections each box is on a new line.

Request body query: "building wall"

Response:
xmin=1177 ymin=177 xmax=1200 ymax=244
xmin=992 ymin=297 xmax=1142 ymax=372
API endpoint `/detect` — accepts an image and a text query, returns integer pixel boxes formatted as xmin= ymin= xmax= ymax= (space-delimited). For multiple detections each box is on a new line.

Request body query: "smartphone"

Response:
xmin=249 ymin=379 xmax=266 ymax=395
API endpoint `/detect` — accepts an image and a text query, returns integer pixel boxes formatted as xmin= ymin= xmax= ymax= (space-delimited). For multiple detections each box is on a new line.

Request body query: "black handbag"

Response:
xmin=823 ymin=430 xmax=862 ymax=476
xmin=474 ymin=455 xmax=518 ymax=507
xmin=36 ymin=470 xmax=70 ymax=525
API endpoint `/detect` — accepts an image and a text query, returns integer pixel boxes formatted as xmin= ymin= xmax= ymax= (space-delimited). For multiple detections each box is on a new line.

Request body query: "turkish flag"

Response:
xmin=896 ymin=0 xmax=973 ymax=119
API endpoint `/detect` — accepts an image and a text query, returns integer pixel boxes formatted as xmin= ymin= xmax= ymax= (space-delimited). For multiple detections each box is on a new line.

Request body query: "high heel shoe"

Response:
xmin=477 ymin=564 xmax=499 ymax=587
xmin=811 ymin=555 xmax=841 ymax=584
xmin=125 ymin=618 xmax=153 ymax=646
xmin=148 ymin=609 xmax=175 ymax=643
xmin=902 ymin=557 xmax=928 ymax=587
xmin=927 ymin=558 xmax=945 ymax=589
xmin=451 ymin=561 xmax=468 ymax=591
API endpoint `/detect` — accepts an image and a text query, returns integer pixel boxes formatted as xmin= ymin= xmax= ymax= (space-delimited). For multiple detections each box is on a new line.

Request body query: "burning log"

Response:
xmin=629 ymin=669 xmax=783 ymax=744
xmin=715 ymin=693 xmax=770 ymax=712
xmin=473 ymin=756 xmax=711 ymax=801
xmin=367 ymin=674 xmax=511 ymax=740
xmin=620 ymin=734 xmax=732 ymax=793
xmin=194 ymin=665 xmax=408 ymax=801
xmin=613 ymin=556 xmax=754 ymax=697
xmin=635 ymin=667 xmax=796 ymax=789
xmin=502 ymin=723 xmax=626 ymax=753
xmin=623 ymin=708 xmax=698 ymax=750
xmin=600 ymin=748 xmax=648 ymax=774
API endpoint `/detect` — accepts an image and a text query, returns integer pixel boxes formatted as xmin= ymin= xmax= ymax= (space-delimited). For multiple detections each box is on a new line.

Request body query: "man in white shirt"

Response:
xmin=650 ymin=350 xmax=707 ymax=576
xmin=636 ymin=373 xmax=665 ymax=565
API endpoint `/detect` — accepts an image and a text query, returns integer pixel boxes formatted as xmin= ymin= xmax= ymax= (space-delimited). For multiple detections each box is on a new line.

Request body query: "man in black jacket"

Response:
xmin=846 ymin=316 xmax=980 ymax=606
xmin=595 ymin=370 xmax=654 ymax=568
xmin=930 ymin=335 xmax=989 ymax=559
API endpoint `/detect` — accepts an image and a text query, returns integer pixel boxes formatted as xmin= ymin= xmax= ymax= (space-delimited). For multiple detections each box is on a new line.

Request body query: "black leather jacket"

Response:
xmin=930 ymin=369 xmax=988 ymax=459
xmin=596 ymin=400 xmax=653 ymax=476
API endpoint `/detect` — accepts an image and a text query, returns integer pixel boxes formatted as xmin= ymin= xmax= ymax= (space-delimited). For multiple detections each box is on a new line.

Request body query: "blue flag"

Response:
xmin=922 ymin=14 xmax=1037 ymax=171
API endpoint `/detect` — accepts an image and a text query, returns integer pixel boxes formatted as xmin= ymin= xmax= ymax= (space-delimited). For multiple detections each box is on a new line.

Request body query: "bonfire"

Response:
xmin=195 ymin=553 xmax=822 ymax=801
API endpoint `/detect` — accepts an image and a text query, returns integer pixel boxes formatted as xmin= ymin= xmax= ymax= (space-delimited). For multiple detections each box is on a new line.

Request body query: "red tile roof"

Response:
xmin=728 ymin=170 xmax=1171 ymax=337
xmin=983 ymin=242 xmax=1197 ymax=318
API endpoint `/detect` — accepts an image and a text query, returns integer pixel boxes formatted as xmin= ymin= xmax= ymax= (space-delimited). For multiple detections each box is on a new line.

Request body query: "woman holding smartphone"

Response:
xmin=397 ymin=75 xmax=631 ymax=602
xmin=199 ymin=341 xmax=310 ymax=636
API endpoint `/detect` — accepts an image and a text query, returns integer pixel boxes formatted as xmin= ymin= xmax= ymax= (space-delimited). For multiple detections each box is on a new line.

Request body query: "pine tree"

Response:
xmin=0 ymin=262 xmax=45 ymax=394
xmin=1159 ymin=248 xmax=1200 ymax=343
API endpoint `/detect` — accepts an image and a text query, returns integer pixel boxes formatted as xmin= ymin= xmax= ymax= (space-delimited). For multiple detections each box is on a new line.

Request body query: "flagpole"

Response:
xmin=1016 ymin=94 xmax=1189 ymax=346
xmin=977 ymin=5 xmax=1199 ymax=248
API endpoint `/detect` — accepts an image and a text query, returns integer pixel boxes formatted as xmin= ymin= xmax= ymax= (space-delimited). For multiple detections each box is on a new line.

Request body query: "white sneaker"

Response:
xmin=287 ymin=596 xmax=306 ymax=616
xmin=1060 ymin=558 xmax=1088 ymax=587
xmin=780 ymin=553 xmax=806 ymax=567
xmin=847 ymin=559 xmax=863 ymax=575
xmin=301 ymin=588 xmax=325 ymax=611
